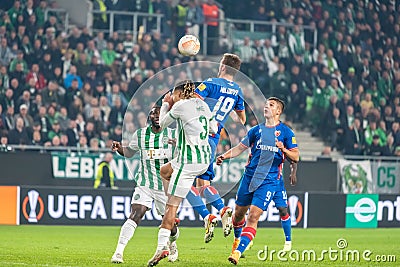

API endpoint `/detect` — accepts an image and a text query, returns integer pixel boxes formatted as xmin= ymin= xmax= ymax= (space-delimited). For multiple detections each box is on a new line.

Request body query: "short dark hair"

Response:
xmin=267 ymin=97 xmax=285 ymax=112
xmin=221 ymin=53 xmax=241 ymax=76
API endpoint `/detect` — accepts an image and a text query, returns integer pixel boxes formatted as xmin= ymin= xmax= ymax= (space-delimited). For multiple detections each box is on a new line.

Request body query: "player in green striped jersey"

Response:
xmin=148 ymin=80 xmax=218 ymax=266
xmin=110 ymin=106 xmax=180 ymax=264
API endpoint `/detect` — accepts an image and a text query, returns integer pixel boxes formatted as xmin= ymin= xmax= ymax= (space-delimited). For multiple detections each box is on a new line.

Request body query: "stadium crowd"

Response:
xmin=0 ymin=0 xmax=399 ymax=157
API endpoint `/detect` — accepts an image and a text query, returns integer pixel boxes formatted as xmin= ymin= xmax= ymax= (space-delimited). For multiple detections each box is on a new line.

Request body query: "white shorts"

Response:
xmin=131 ymin=186 xmax=167 ymax=216
xmin=168 ymin=160 xmax=208 ymax=198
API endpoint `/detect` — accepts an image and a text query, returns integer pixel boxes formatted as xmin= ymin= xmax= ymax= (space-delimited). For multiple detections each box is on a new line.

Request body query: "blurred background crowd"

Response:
xmin=0 ymin=0 xmax=399 ymax=157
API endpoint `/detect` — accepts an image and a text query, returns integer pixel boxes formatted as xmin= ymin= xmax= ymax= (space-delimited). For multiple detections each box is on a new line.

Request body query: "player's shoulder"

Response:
xmin=278 ymin=122 xmax=296 ymax=135
xmin=136 ymin=126 xmax=148 ymax=134
xmin=248 ymin=124 xmax=262 ymax=134
xmin=171 ymin=99 xmax=186 ymax=109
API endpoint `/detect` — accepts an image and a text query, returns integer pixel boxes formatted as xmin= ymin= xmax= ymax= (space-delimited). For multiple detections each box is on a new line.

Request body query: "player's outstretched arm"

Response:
xmin=235 ymin=110 xmax=246 ymax=125
xmin=111 ymin=141 xmax=136 ymax=158
xmin=216 ymin=143 xmax=248 ymax=165
xmin=159 ymin=93 xmax=175 ymax=129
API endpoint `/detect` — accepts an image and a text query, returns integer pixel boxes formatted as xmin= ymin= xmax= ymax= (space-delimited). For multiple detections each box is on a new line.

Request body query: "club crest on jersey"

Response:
xmin=198 ymin=83 xmax=206 ymax=91
xmin=275 ymin=130 xmax=281 ymax=137
xmin=162 ymin=136 xmax=169 ymax=145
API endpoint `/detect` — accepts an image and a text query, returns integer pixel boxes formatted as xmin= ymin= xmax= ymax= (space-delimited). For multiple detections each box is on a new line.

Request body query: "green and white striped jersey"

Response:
xmin=129 ymin=126 xmax=175 ymax=191
xmin=159 ymin=98 xmax=218 ymax=165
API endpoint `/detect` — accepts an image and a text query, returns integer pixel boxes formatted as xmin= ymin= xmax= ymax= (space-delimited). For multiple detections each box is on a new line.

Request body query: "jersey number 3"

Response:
xmin=199 ymin=116 xmax=208 ymax=140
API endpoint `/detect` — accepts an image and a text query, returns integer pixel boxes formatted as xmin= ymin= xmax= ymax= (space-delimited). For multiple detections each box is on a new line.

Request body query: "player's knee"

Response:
xmin=129 ymin=205 xmax=147 ymax=223
xmin=129 ymin=211 xmax=143 ymax=224
xmin=246 ymin=212 xmax=260 ymax=225
xmin=160 ymin=164 xmax=172 ymax=180
xmin=199 ymin=185 xmax=219 ymax=197
xmin=278 ymin=207 xmax=288 ymax=217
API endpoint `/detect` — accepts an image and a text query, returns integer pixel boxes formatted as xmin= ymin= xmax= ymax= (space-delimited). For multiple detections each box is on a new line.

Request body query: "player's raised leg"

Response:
xmin=198 ymin=136 xmax=233 ymax=238
xmin=148 ymin=196 xmax=181 ymax=267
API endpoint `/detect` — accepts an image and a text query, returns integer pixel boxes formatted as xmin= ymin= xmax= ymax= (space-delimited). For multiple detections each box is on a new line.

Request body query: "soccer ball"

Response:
xmin=178 ymin=35 xmax=200 ymax=56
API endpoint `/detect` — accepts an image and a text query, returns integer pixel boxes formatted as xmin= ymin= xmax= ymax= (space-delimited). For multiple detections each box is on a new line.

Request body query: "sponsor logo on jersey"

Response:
xmin=256 ymin=139 xmax=279 ymax=152
xmin=292 ymin=137 xmax=297 ymax=144
xmin=198 ymin=83 xmax=206 ymax=91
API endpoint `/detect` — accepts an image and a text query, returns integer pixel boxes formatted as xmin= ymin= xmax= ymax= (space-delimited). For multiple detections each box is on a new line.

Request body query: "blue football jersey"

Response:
xmin=240 ymin=122 xmax=298 ymax=184
xmin=195 ymin=78 xmax=245 ymax=133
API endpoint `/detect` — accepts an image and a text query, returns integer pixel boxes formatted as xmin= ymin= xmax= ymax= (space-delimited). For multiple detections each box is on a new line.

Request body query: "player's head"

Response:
xmin=172 ymin=79 xmax=195 ymax=100
xmin=264 ymin=97 xmax=285 ymax=119
xmin=218 ymin=53 xmax=241 ymax=77
xmin=149 ymin=106 xmax=161 ymax=128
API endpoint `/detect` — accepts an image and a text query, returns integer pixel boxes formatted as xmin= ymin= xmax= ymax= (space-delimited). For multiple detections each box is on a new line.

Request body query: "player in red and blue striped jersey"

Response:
xmin=187 ymin=53 xmax=246 ymax=243
xmin=216 ymin=97 xmax=300 ymax=265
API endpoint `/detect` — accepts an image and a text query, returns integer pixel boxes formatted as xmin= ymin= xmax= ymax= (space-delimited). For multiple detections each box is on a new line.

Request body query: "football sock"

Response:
xmin=237 ymin=227 xmax=256 ymax=254
xmin=169 ymin=227 xmax=180 ymax=242
xmin=233 ymin=217 xmax=246 ymax=239
xmin=115 ymin=219 xmax=137 ymax=254
xmin=186 ymin=186 xmax=210 ymax=219
xmin=281 ymin=214 xmax=291 ymax=241
xmin=157 ymin=228 xmax=171 ymax=250
xmin=200 ymin=185 xmax=225 ymax=211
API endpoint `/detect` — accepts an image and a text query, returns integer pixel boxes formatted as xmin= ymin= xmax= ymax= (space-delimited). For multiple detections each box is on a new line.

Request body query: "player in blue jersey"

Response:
xmin=216 ymin=97 xmax=300 ymax=265
xmin=187 ymin=53 xmax=246 ymax=243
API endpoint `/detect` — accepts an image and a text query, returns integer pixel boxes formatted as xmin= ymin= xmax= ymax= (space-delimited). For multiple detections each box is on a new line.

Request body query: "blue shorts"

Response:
xmin=196 ymin=134 xmax=219 ymax=181
xmin=236 ymin=174 xmax=288 ymax=211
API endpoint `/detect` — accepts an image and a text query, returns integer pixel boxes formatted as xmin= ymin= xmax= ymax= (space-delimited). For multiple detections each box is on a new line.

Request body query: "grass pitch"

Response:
xmin=0 ymin=226 xmax=399 ymax=266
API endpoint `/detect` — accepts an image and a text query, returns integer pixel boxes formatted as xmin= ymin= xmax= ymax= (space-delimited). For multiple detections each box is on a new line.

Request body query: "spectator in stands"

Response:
xmin=15 ymin=103 xmax=33 ymax=129
xmin=202 ymin=0 xmax=219 ymax=55
xmin=366 ymin=134 xmax=391 ymax=156
xmin=64 ymin=65 xmax=83 ymax=89
xmin=286 ymin=83 xmax=306 ymax=124
xmin=8 ymin=116 xmax=30 ymax=145
xmin=41 ymin=80 xmax=62 ymax=107
xmin=173 ymin=0 xmax=188 ymax=47
xmin=64 ymin=78 xmax=81 ymax=108
xmin=0 ymin=38 xmax=14 ymax=66
xmin=326 ymin=107 xmax=346 ymax=151
xmin=92 ymin=0 xmax=107 ymax=30
xmin=66 ymin=119 xmax=79 ymax=146
xmin=94 ymin=31 xmax=107 ymax=52
xmin=270 ymin=63 xmax=290 ymax=101
xmin=94 ymin=152 xmax=115 ymax=189
xmin=48 ymin=120 xmax=61 ymax=140
xmin=56 ymin=106 xmax=69 ymax=132
xmin=186 ymin=0 xmax=204 ymax=37
xmin=25 ymin=63 xmax=46 ymax=91
xmin=108 ymin=83 xmax=127 ymax=108
xmin=109 ymin=96 xmax=124 ymax=128
xmin=364 ymin=120 xmax=387 ymax=147
xmin=3 ymin=105 xmax=15 ymax=131
xmin=0 ymin=131 xmax=12 ymax=152
xmin=288 ymin=25 xmax=305 ymax=56
xmin=31 ymin=128 xmax=43 ymax=146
